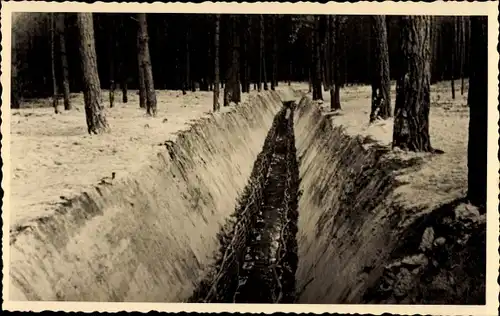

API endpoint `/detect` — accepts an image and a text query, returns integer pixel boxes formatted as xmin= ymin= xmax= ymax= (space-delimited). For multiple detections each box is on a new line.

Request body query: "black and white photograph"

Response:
xmin=2 ymin=1 xmax=498 ymax=315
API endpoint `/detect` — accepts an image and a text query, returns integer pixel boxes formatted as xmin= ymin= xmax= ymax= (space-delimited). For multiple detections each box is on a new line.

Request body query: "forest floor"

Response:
xmin=8 ymin=81 xmax=470 ymax=227
xmin=8 ymin=89 xmax=260 ymax=225
xmin=304 ymin=80 xmax=470 ymax=210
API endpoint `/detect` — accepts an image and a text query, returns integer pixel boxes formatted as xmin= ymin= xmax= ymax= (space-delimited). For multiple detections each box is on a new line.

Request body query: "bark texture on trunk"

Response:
xmin=332 ymin=16 xmax=342 ymax=109
xmin=467 ymin=16 xmax=487 ymax=208
xmin=224 ymin=15 xmax=241 ymax=106
xmin=393 ymin=16 xmax=432 ymax=152
xmin=459 ymin=17 xmax=466 ymax=95
xmin=50 ymin=13 xmax=60 ymax=113
xmin=370 ymin=15 xmax=392 ymax=122
xmin=137 ymin=13 xmax=157 ymax=116
xmin=137 ymin=35 xmax=146 ymax=108
xmin=213 ymin=14 xmax=221 ymax=112
xmin=108 ymin=16 xmax=115 ymax=108
xmin=77 ymin=13 xmax=109 ymax=134
xmin=11 ymin=31 xmax=20 ymax=108
xmin=312 ymin=16 xmax=323 ymax=101
xmin=56 ymin=13 xmax=71 ymax=110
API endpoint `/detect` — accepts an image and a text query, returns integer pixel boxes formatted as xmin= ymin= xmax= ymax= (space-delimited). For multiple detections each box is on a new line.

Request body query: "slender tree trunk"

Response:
xmin=77 ymin=13 xmax=109 ymax=134
xmin=137 ymin=35 xmax=146 ymax=108
xmin=50 ymin=13 xmax=61 ymax=114
xmin=258 ymin=15 xmax=263 ymax=92
xmin=232 ymin=15 xmax=241 ymax=103
xmin=213 ymin=14 xmax=221 ymax=112
xmin=467 ymin=16 xmax=487 ymax=209
xmin=328 ymin=16 xmax=336 ymax=110
xmin=119 ymin=15 xmax=128 ymax=103
xmin=241 ymin=16 xmax=249 ymax=93
xmin=312 ymin=16 xmax=323 ymax=101
xmin=393 ymin=16 xmax=432 ymax=152
xmin=271 ymin=15 xmax=277 ymax=91
xmin=262 ymin=16 xmax=268 ymax=91
xmin=460 ymin=17 xmax=466 ymax=95
xmin=56 ymin=13 xmax=71 ymax=110
xmin=332 ymin=16 xmax=342 ymax=109
xmin=137 ymin=13 xmax=157 ymax=116
xmin=370 ymin=15 xmax=392 ymax=122
xmin=224 ymin=15 xmax=241 ymax=106
xmin=108 ymin=16 xmax=115 ymax=108
xmin=451 ymin=17 xmax=456 ymax=99
xmin=11 ymin=30 xmax=20 ymax=108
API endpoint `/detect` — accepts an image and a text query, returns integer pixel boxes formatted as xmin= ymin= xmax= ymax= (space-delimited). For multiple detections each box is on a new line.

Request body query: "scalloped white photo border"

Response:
xmin=2 ymin=1 xmax=499 ymax=315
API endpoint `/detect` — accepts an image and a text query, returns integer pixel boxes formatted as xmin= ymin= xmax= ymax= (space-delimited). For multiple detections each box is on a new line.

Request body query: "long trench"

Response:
xmin=190 ymin=101 xmax=300 ymax=303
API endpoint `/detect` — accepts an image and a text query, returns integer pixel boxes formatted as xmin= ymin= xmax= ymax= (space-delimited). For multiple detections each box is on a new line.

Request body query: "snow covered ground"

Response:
xmin=8 ymin=88 xmax=256 ymax=225
xmin=305 ymin=80 xmax=470 ymax=210
xmin=8 ymin=81 xmax=469 ymax=226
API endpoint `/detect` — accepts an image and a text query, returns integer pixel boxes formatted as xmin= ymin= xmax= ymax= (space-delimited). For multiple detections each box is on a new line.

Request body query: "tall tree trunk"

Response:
xmin=312 ymin=16 xmax=323 ymax=101
xmin=108 ymin=16 xmax=115 ymax=108
xmin=393 ymin=16 xmax=432 ymax=152
xmin=328 ymin=15 xmax=336 ymax=110
xmin=76 ymin=13 xmax=109 ymax=134
xmin=137 ymin=13 xmax=157 ymax=116
xmin=451 ymin=17 xmax=456 ymax=99
xmin=258 ymin=15 xmax=263 ymax=92
xmin=56 ymin=13 xmax=71 ymax=110
xmin=332 ymin=16 xmax=342 ymax=109
xmin=262 ymin=16 xmax=268 ymax=91
xmin=50 ymin=13 xmax=61 ymax=114
xmin=232 ymin=15 xmax=241 ymax=103
xmin=370 ymin=15 xmax=392 ymax=122
xmin=467 ymin=16 xmax=487 ymax=209
xmin=11 ymin=30 xmax=20 ymax=109
xmin=213 ymin=14 xmax=221 ymax=112
xmin=324 ymin=16 xmax=331 ymax=93
xmin=224 ymin=15 xmax=241 ymax=106
xmin=241 ymin=16 xmax=249 ymax=93
xmin=460 ymin=17 xmax=466 ymax=95
xmin=137 ymin=35 xmax=146 ymax=108
xmin=271 ymin=15 xmax=278 ymax=91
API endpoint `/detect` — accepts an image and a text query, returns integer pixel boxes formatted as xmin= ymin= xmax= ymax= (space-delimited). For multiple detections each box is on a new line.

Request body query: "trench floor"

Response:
xmin=190 ymin=106 xmax=300 ymax=303
xmin=233 ymin=108 xmax=299 ymax=303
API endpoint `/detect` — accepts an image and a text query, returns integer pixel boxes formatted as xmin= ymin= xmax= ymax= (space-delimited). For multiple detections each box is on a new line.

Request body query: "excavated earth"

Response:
xmin=8 ymin=88 xmax=485 ymax=304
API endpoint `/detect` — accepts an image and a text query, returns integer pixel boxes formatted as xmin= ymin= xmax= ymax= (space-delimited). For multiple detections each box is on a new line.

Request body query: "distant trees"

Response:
xmin=392 ymin=16 xmax=432 ymax=152
xmin=76 ymin=13 xmax=109 ymax=134
xmin=370 ymin=15 xmax=391 ymax=122
xmin=467 ymin=16 xmax=487 ymax=208
xmin=12 ymin=13 xmax=482 ymax=147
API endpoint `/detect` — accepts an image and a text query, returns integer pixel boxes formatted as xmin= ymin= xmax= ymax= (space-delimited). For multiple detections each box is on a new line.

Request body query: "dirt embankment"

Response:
xmin=190 ymin=103 xmax=300 ymax=303
xmin=293 ymin=96 xmax=485 ymax=304
xmin=9 ymin=91 xmax=286 ymax=302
